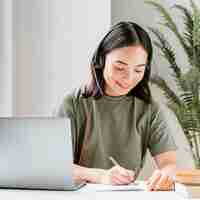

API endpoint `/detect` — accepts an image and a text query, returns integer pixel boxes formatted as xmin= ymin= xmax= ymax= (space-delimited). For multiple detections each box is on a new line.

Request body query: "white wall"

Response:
xmin=111 ymin=0 xmax=198 ymax=176
xmin=0 ymin=0 xmax=13 ymax=116
xmin=13 ymin=0 xmax=110 ymax=116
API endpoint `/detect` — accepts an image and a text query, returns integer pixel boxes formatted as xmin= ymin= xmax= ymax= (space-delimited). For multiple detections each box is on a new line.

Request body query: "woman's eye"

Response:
xmin=135 ymin=70 xmax=143 ymax=73
xmin=135 ymin=68 xmax=145 ymax=73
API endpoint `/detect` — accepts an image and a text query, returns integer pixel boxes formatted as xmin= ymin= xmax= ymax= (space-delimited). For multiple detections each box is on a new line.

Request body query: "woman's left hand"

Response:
xmin=146 ymin=169 xmax=174 ymax=191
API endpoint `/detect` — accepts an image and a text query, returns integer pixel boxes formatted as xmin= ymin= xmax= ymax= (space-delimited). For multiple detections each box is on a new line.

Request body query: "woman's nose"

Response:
xmin=122 ymin=69 xmax=133 ymax=81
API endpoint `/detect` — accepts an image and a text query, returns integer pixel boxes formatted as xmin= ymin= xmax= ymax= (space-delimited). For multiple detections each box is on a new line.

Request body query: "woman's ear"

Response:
xmin=93 ymin=56 xmax=104 ymax=70
xmin=98 ymin=53 xmax=106 ymax=68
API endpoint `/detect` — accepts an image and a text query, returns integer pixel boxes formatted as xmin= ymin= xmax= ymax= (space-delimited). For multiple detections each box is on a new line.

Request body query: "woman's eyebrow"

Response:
xmin=135 ymin=64 xmax=146 ymax=67
xmin=115 ymin=60 xmax=128 ymax=65
xmin=115 ymin=60 xmax=146 ymax=67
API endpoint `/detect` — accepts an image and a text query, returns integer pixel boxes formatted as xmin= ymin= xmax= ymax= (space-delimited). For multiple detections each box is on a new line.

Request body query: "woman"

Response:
xmin=57 ymin=21 xmax=177 ymax=191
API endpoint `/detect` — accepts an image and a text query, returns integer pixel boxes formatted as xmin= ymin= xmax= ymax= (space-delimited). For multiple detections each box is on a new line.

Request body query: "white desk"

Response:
xmin=0 ymin=184 xmax=188 ymax=200
xmin=0 ymin=189 xmax=185 ymax=200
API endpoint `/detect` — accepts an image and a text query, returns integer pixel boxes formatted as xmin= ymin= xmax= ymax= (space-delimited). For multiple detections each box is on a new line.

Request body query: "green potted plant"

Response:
xmin=146 ymin=0 xmax=200 ymax=168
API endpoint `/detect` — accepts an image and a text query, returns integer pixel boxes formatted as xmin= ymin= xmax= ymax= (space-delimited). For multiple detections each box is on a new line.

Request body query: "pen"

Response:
xmin=109 ymin=156 xmax=120 ymax=166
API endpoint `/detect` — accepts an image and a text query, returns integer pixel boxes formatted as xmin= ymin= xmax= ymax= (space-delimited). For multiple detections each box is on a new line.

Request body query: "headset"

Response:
xmin=92 ymin=66 xmax=104 ymax=96
xmin=91 ymin=46 xmax=105 ymax=96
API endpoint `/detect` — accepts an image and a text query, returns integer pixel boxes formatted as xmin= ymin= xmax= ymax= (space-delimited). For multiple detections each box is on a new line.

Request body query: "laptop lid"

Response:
xmin=0 ymin=117 xmax=84 ymax=190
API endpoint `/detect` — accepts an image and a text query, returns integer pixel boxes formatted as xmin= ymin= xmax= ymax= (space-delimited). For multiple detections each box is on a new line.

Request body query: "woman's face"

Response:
xmin=103 ymin=45 xmax=148 ymax=96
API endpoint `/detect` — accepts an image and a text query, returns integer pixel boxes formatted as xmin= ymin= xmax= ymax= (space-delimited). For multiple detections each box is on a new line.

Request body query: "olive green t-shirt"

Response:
xmin=57 ymin=88 xmax=177 ymax=171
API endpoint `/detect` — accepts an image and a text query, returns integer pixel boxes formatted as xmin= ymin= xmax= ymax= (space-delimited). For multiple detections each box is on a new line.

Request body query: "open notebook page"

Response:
xmin=84 ymin=181 xmax=147 ymax=191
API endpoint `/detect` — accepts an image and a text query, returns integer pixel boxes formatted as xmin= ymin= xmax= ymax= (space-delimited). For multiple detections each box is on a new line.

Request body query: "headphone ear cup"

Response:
xmin=94 ymin=56 xmax=104 ymax=69
xmin=99 ymin=56 xmax=104 ymax=67
xmin=91 ymin=45 xmax=104 ymax=69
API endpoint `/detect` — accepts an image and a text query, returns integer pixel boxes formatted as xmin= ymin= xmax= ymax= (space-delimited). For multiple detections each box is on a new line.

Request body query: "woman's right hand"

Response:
xmin=99 ymin=165 xmax=135 ymax=185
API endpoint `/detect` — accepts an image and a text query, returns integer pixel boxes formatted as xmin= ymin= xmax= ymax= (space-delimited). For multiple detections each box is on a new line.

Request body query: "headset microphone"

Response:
xmin=92 ymin=66 xmax=104 ymax=96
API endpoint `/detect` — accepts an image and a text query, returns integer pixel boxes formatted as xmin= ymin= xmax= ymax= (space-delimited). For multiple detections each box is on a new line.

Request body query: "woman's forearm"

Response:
xmin=73 ymin=164 xmax=106 ymax=183
xmin=154 ymin=151 xmax=177 ymax=177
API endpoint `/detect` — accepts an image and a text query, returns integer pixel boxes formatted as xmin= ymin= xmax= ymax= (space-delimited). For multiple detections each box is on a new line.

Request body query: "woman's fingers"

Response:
xmin=146 ymin=170 xmax=174 ymax=191
xmin=111 ymin=174 xmax=130 ymax=185
xmin=154 ymin=174 xmax=168 ymax=190
xmin=110 ymin=166 xmax=134 ymax=185
xmin=127 ymin=170 xmax=135 ymax=178
xmin=162 ymin=176 xmax=174 ymax=190
xmin=117 ymin=166 xmax=133 ymax=177
xmin=100 ymin=165 xmax=136 ymax=185
xmin=162 ymin=176 xmax=171 ymax=190
xmin=111 ymin=175 xmax=123 ymax=185
xmin=146 ymin=169 xmax=161 ymax=190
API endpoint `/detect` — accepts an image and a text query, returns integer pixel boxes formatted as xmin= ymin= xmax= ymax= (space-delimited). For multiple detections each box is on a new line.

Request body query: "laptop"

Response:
xmin=0 ymin=117 xmax=85 ymax=190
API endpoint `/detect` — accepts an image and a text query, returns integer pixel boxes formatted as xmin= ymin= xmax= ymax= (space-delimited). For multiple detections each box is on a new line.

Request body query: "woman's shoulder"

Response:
xmin=56 ymin=86 xmax=86 ymax=117
xmin=134 ymin=96 xmax=164 ymax=114
xmin=63 ymin=86 xmax=86 ymax=101
xmin=63 ymin=85 xmax=95 ymax=109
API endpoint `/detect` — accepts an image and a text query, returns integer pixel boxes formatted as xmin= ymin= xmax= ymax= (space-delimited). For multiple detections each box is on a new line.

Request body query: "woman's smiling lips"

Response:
xmin=115 ymin=80 xmax=130 ymax=89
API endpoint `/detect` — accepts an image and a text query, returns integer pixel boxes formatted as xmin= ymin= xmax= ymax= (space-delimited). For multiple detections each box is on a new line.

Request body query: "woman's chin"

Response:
xmin=105 ymin=86 xmax=131 ymax=96
xmin=115 ymin=88 xmax=131 ymax=96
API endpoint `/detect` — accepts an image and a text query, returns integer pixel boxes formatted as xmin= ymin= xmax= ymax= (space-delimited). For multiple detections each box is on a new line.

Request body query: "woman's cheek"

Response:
xmin=110 ymin=74 xmax=118 ymax=84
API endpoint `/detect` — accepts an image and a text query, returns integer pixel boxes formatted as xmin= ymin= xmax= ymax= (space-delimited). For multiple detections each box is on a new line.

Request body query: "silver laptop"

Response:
xmin=0 ymin=117 xmax=85 ymax=190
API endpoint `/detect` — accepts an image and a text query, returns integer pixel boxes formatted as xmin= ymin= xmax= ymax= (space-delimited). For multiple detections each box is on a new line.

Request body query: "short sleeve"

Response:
xmin=148 ymin=102 xmax=177 ymax=156
xmin=55 ymin=93 xmax=78 ymax=162
xmin=56 ymin=94 xmax=75 ymax=118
